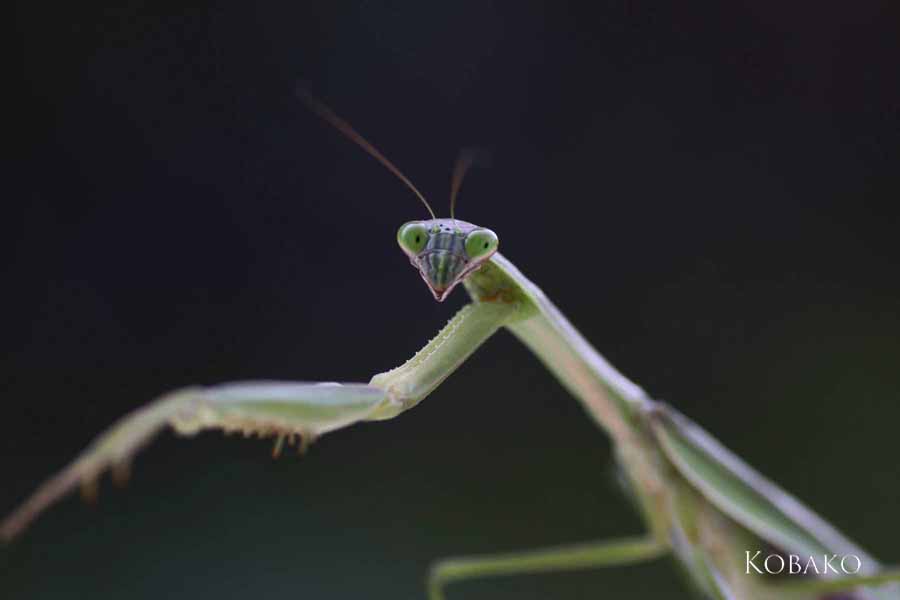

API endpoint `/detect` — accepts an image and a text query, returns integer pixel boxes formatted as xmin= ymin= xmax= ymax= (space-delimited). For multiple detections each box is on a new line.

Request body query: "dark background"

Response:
xmin=5 ymin=2 xmax=900 ymax=599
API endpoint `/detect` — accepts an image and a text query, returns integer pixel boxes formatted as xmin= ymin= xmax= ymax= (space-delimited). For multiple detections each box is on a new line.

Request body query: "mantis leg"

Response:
xmin=1 ymin=301 xmax=515 ymax=541
xmin=427 ymin=535 xmax=667 ymax=600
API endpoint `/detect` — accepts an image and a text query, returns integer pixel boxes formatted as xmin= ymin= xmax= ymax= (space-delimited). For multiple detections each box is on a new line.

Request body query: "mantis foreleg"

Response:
xmin=1 ymin=301 xmax=516 ymax=541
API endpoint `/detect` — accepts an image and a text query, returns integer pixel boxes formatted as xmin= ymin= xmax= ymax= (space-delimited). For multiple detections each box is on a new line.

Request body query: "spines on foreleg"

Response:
xmin=1 ymin=388 xmax=195 ymax=541
xmin=2 ymin=382 xmax=388 ymax=541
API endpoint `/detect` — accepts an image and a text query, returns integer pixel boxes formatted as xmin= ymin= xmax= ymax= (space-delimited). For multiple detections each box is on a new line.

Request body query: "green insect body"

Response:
xmin=3 ymin=96 xmax=899 ymax=600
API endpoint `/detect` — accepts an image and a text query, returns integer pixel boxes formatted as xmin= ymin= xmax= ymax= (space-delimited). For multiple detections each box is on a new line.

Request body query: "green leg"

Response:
xmin=427 ymin=535 xmax=667 ymax=600
xmin=693 ymin=553 xmax=736 ymax=600
xmin=369 ymin=301 xmax=515 ymax=417
xmin=764 ymin=567 xmax=900 ymax=599
xmin=2 ymin=302 xmax=515 ymax=541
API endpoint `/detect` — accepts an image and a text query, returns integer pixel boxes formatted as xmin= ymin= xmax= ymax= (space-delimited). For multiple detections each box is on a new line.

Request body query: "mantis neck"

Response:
xmin=464 ymin=253 xmax=654 ymax=444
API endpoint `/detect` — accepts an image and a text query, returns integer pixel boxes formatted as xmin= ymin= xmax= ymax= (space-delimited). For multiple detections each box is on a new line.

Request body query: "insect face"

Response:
xmin=397 ymin=219 xmax=498 ymax=301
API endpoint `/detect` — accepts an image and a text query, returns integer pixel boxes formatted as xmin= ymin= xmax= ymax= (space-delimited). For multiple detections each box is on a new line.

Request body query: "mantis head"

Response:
xmin=397 ymin=219 xmax=499 ymax=302
xmin=299 ymin=90 xmax=497 ymax=301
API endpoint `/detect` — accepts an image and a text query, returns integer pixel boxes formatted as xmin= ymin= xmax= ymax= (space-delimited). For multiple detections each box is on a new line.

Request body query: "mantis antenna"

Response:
xmin=297 ymin=88 xmax=437 ymax=220
xmin=448 ymin=150 xmax=476 ymax=228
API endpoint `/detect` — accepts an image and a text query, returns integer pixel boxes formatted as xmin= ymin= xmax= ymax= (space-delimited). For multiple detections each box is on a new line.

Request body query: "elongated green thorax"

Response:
xmin=397 ymin=219 xmax=499 ymax=302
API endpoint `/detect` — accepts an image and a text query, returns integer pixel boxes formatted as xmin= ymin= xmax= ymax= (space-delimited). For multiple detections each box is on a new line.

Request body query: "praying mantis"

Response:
xmin=3 ymin=94 xmax=900 ymax=600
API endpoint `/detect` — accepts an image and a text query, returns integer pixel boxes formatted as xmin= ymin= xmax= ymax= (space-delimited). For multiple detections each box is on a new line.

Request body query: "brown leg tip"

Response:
xmin=80 ymin=479 xmax=99 ymax=504
xmin=271 ymin=434 xmax=286 ymax=459
xmin=111 ymin=462 xmax=131 ymax=488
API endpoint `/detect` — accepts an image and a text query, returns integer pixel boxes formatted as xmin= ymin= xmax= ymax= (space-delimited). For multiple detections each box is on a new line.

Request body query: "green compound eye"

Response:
xmin=397 ymin=222 xmax=430 ymax=255
xmin=464 ymin=228 xmax=499 ymax=260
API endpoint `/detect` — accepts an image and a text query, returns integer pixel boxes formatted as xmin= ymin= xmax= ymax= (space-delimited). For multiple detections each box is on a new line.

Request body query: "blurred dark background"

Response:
xmin=5 ymin=2 xmax=900 ymax=598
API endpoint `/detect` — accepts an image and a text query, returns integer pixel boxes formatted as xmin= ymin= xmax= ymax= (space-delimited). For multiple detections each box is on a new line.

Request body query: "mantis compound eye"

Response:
xmin=397 ymin=222 xmax=429 ymax=255
xmin=464 ymin=228 xmax=499 ymax=260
